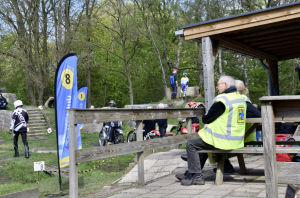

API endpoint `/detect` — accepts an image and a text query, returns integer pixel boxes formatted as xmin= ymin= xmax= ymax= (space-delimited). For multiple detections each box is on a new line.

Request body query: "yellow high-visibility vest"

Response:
xmin=199 ymin=92 xmax=246 ymax=150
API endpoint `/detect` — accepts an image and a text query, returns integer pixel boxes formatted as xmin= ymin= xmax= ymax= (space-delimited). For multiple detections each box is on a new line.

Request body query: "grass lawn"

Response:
xmin=0 ymin=128 xmax=136 ymax=197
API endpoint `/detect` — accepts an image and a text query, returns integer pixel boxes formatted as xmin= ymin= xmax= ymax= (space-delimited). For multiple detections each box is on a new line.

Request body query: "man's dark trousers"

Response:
xmin=187 ymin=136 xmax=215 ymax=174
xmin=171 ymin=85 xmax=177 ymax=99
xmin=0 ymin=105 xmax=7 ymax=110
xmin=159 ymin=127 xmax=166 ymax=137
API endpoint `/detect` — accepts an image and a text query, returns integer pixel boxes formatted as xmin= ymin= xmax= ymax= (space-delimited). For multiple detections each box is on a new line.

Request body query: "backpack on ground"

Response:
xmin=275 ymin=134 xmax=294 ymax=162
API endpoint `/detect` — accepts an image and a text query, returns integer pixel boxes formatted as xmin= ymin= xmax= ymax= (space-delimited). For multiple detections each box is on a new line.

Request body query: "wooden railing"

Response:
xmin=68 ymin=108 xmax=205 ymax=198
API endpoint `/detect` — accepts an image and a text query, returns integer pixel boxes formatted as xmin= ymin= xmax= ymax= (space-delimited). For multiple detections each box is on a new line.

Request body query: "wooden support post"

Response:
xmin=187 ymin=117 xmax=192 ymax=134
xmin=136 ymin=120 xmax=144 ymax=185
xmin=202 ymin=37 xmax=217 ymax=110
xmin=237 ymin=154 xmax=247 ymax=174
xmin=261 ymin=101 xmax=278 ymax=198
xmin=215 ymin=153 xmax=226 ymax=185
xmin=69 ymin=110 xmax=78 ymax=198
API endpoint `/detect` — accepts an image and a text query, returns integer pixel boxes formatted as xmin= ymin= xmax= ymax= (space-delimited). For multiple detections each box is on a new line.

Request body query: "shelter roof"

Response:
xmin=180 ymin=2 xmax=300 ymax=61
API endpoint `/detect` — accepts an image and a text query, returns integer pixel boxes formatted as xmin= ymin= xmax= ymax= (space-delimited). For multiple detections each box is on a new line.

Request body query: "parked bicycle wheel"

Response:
xmin=127 ymin=130 xmax=136 ymax=142
xmin=99 ymin=131 xmax=106 ymax=146
xmin=115 ymin=134 xmax=125 ymax=144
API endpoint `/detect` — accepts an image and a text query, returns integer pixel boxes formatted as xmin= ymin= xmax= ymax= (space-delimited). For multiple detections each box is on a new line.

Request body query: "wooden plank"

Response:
xmin=187 ymin=117 xmax=192 ymax=134
xmin=277 ymin=162 xmax=300 ymax=184
xmin=237 ymin=154 xmax=247 ymax=174
xmin=259 ymin=95 xmax=300 ymax=101
xmin=214 ymin=35 xmax=278 ymax=61
xmin=76 ymin=133 xmax=199 ymax=163
xmin=196 ymin=147 xmax=300 ymax=154
xmin=260 ymin=42 xmax=300 ymax=51
xmin=261 ymin=101 xmax=278 ymax=198
xmin=74 ymin=108 xmax=205 ymax=124
xmin=231 ymin=23 xmax=300 ymax=39
xmin=244 ymin=123 xmax=259 ymax=140
xmin=241 ymin=29 xmax=300 ymax=43
xmin=136 ymin=121 xmax=144 ymax=186
xmin=273 ymin=49 xmax=300 ymax=56
xmin=184 ymin=5 xmax=300 ymax=40
xmin=267 ymin=59 xmax=277 ymax=84
xmin=279 ymin=52 xmax=300 ymax=61
xmin=249 ymin=34 xmax=300 ymax=46
xmin=68 ymin=110 xmax=78 ymax=198
xmin=245 ymin=141 xmax=300 ymax=146
xmin=273 ymin=100 xmax=300 ymax=107
xmin=202 ymin=37 xmax=216 ymax=110
xmin=255 ymin=39 xmax=299 ymax=49
xmin=215 ymin=154 xmax=226 ymax=185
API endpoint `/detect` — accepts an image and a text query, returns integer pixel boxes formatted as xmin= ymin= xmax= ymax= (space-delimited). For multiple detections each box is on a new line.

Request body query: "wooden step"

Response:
xmin=28 ymin=120 xmax=45 ymax=123
xmin=28 ymin=113 xmax=43 ymax=117
xmin=27 ymin=122 xmax=47 ymax=126
xmin=28 ymin=126 xmax=48 ymax=130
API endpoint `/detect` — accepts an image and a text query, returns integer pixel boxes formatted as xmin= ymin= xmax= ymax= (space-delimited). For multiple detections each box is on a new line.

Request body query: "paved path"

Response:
xmin=108 ymin=149 xmax=300 ymax=198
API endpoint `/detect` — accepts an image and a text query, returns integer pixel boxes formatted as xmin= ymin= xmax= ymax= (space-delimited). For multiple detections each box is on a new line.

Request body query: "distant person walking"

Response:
xmin=180 ymin=72 xmax=189 ymax=99
xmin=0 ymin=94 xmax=8 ymax=110
xmin=170 ymin=69 xmax=178 ymax=99
xmin=9 ymin=100 xmax=30 ymax=158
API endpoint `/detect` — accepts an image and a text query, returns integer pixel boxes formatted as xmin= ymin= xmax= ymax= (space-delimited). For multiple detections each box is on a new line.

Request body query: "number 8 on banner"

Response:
xmin=61 ymin=68 xmax=74 ymax=89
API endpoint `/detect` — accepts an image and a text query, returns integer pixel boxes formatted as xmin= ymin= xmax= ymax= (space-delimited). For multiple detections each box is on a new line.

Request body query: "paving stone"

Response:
xmin=150 ymin=189 xmax=178 ymax=194
xmin=123 ymin=188 xmax=151 ymax=194
xmin=192 ymin=195 xmax=222 ymax=198
xmin=227 ymin=191 xmax=260 ymax=197
xmin=257 ymin=192 xmax=267 ymax=197
xmin=209 ymin=186 xmax=241 ymax=191
xmin=164 ymin=194 xmax=195 ymax=198
xmin=234 ymin=188 xmax=261 ymax=193
xmin=108 ymin=192 xmax=140 ymax=197
xmin=138 ymin=194 xmax=167 ymax=198
xmin=175 ymin=190 xmax=204 ymax=195
xmin=136 ymin=186 xmax=161 ymax=190
xmin=200 ymin=190 xmax=231 ymax=196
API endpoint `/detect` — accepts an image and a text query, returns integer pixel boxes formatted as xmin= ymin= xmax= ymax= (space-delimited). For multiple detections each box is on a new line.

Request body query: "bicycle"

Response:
xmin=99 ymin=123 xmax=125 ymax=146
xmin=127 ymin=129 xmax=160 ymax=142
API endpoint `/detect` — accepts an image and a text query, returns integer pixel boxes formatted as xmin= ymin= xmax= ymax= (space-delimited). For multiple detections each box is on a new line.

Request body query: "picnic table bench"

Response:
xmin=198 ymin=96 xmax=300 ymax=198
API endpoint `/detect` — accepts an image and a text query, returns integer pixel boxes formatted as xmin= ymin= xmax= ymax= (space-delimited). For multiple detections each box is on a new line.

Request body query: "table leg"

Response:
xmin=261 ymin=101 xmax=278 ymax=198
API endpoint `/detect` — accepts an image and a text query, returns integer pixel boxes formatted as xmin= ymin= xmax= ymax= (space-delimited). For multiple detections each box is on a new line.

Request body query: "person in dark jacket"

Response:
xmin=9 ymin=100 xmax=29 ymax=158
xmin=0 ymin=94 xmax=8 ymax=110
xmin=156 ymin=103 xmax=168 ymax=137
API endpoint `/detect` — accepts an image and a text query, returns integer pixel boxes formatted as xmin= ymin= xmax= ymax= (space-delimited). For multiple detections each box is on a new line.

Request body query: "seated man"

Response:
xmin=175 ymin=76 xmax=247 ymax=185
xmin=0 ymin=94 xmax=8 ymax=110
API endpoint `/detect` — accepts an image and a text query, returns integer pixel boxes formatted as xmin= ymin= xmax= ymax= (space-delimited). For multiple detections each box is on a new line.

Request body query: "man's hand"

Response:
xmin=3 ymin=103 xmax=6 ymax=106
xmin=9 ymin=130 xmax=12 ymax=135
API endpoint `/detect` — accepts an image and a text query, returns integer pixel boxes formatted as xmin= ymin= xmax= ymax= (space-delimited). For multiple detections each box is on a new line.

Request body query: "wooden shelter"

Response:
xmin=175 ymin=2 xmax=300 ymax=198
xmin=176 ymin=1 xmax=300 ymax=110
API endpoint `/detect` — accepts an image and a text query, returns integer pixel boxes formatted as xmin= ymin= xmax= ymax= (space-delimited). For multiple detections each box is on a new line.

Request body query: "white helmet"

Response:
xmin=158 ymin=103 xmax=164 ymax=108
xmin=14 ymin=100 xmax=23 ymax=108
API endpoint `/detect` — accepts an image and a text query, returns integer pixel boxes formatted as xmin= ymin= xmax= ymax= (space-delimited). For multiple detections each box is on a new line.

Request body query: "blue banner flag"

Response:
xmin=54 ymin=53 xmax=77 ymax=168
xmin=76 ymin=86 xmax=88 ymax=149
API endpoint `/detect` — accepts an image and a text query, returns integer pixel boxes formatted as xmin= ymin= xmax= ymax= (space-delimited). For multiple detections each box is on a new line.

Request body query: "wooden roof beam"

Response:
xmin=223 ymin=18 xmax=300 ymax=35
xmin=241 ymin=29 xmax=300 ymax=43
xmin=249 ymin=34 xmax=300 ymax=46
xmin=254 ymin=39 xmax=297 ymax=49
xmin=261 ymin=42 xmax=300 ymax=51
xmin=184 ymin=4 xmax=300 ymax=40
xmin=213 ymin=35 xmax=278 ymax=61
xmin=231 ymin=23 xmax=300 ymax=39
xmin=279 ymin=53 xmax=300 ymax=61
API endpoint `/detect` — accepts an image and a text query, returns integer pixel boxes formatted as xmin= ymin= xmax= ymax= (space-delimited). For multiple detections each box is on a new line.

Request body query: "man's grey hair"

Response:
xmin=220 ymin=75 xmax=235 ymax=87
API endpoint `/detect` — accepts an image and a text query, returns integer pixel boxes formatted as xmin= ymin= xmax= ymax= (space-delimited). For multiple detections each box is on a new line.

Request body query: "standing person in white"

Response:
xmin=9 ymin=100 xmax=30 ymax=158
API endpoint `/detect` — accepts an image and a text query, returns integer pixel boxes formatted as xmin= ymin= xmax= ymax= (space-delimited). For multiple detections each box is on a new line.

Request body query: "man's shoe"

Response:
xmin=175 ymin=170 xmax=191 ymax=181
xmin=213 ymin=167 xmax=235 ymax=173
xmin=181 ymin=173 xmax=205 ymax=186
xmin=13 ymin=147 xmax=19 ymax=157
xmin=25 ymin=145 xmax=29 ymax=159
xmin=181 ymin=154 xmax=187 ymax=161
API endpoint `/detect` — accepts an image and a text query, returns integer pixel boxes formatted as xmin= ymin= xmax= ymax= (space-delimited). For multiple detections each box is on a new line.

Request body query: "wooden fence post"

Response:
xmin=69 ymin=110 xmax=78 ymax=198
xmin=136 ymin=120 xmax=144 ymax=185
xmin=261 ymin=101 xmax=278 ymax=198
xmin=187 ymin=118 xmax=192 ymax=134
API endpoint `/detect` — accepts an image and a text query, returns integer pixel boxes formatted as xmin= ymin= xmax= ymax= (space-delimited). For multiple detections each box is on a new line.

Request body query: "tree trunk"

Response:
xmin=198 ymin=42 xmax=203 ymax=97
